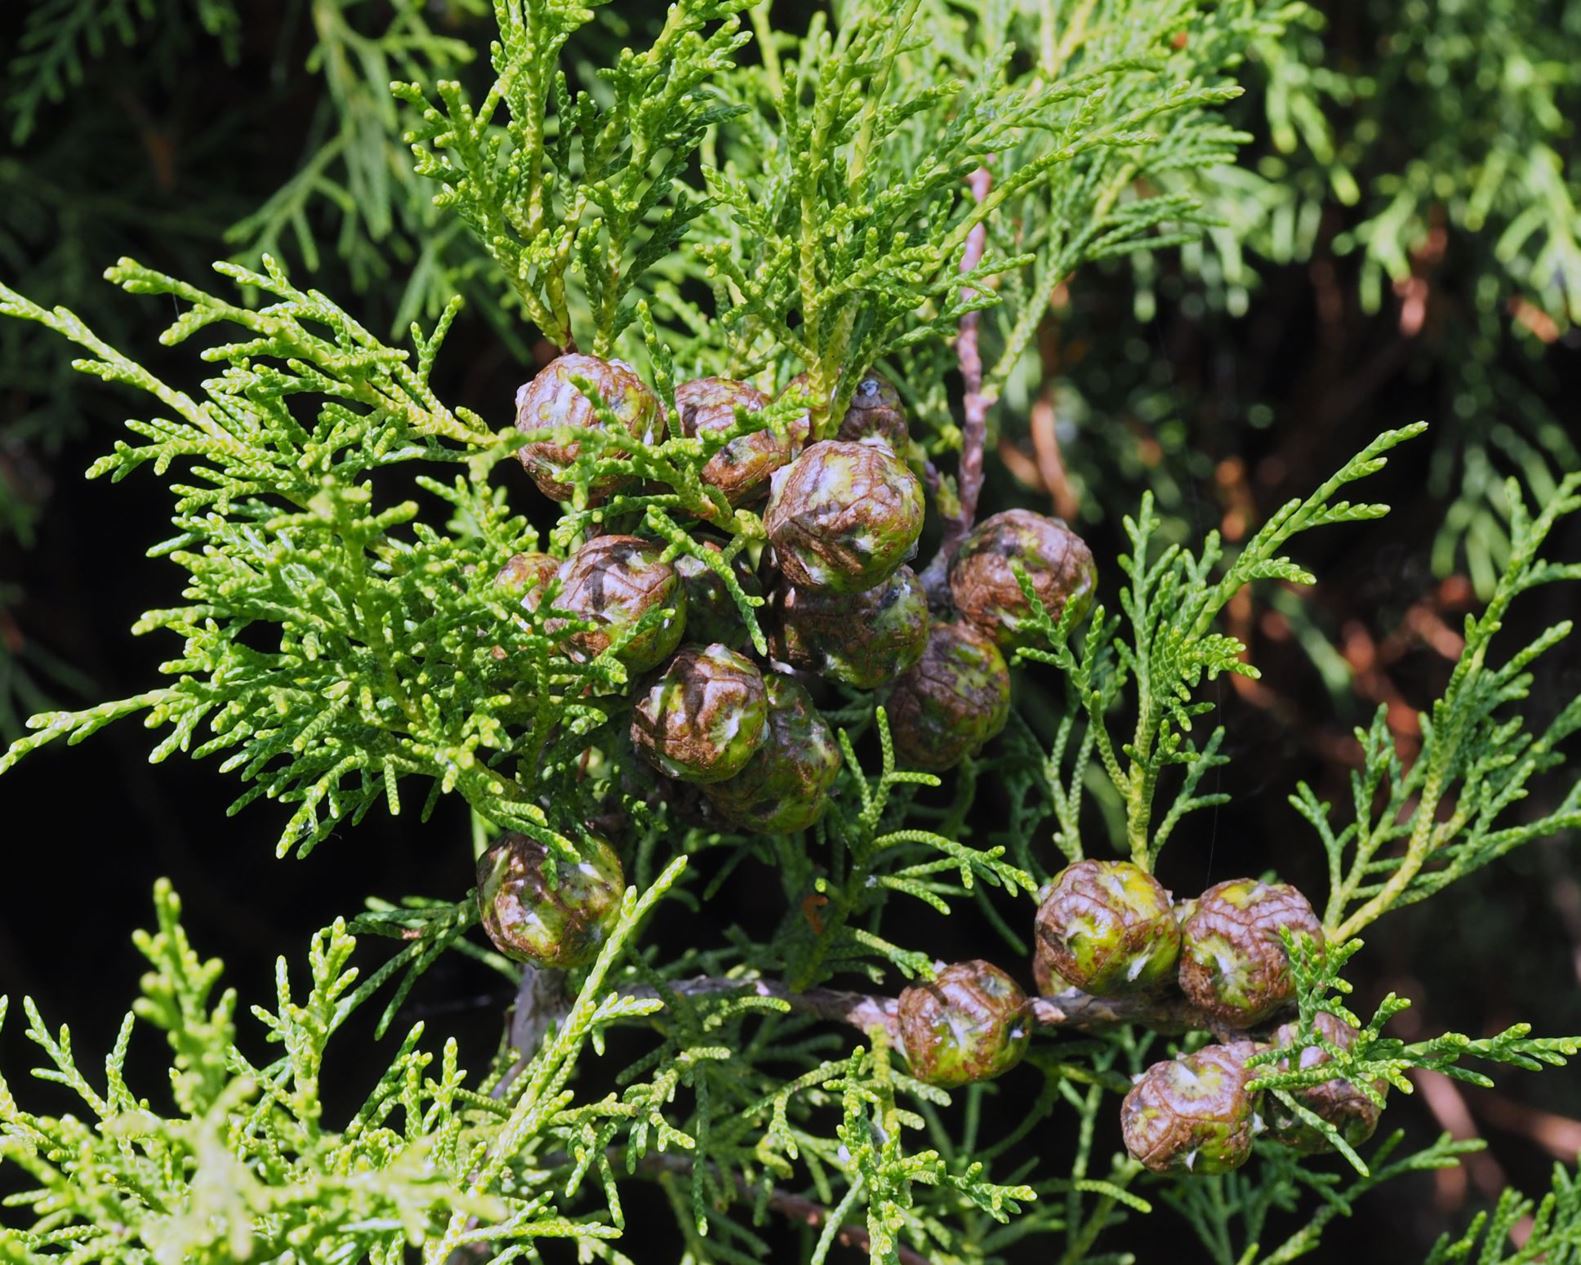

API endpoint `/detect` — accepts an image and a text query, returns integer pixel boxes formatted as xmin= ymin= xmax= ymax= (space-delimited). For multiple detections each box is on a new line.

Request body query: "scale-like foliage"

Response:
xmin=0 ymin=868 xmax=687 ymax=1264
xmin=1015 ymin=423 xmax=1426 ymax=866
xmin=1 ymin=2 xmax=1579 ymax=1262
xmin=396 ymin=0 xmax=752 ymax=355
xmin=0 ymin=260 xmax=622 ymax=860
xmin=1310 ymin=473 xmax=1581 ymax=939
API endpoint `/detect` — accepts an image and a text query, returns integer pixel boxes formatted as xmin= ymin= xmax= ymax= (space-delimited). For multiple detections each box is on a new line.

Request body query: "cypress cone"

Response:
xmin=675 ymin=376 xmax=804 ymax=505
xmin=630 ymin=643 xmax=769 ymax=784
xmin=1121 ymin=1042 xmax=1264 ymax=1175
xmin=897 ymin=960 xmax=1031 ymax=1088
xmin=835 ymin=372 xmax=909 ymax=450
xmin=552 ymin=535 xmax=687 ymax=672
xmin=1034 ymin=859 xmax=1181 ymax=995
xmin=886 ymin=620 xmax=1010 ymax=770
xmin=1265 ymin=1014 xmax=1385 ymax=1153
xmin=476 ymin=833 xmax=624 ymax=969
xmin=771 ymin=564 xmax=930 ymax=689
xmin=1177 ymin=879 xmax=1324 ymax=1026
xmin=515 ymin=354 xmax=659 ymax=503
xmin=949 ymin=509 xmax=1097 ymax=650
xmin=763 ymin=439 xmax=925 ymax=593
xmin=703 ymin=674 xmax=841 ymax=832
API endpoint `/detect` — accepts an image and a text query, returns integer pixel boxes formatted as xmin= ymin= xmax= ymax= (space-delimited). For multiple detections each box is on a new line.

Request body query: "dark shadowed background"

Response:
xmin=1 ymin=2 xmax=1578 ymax=1260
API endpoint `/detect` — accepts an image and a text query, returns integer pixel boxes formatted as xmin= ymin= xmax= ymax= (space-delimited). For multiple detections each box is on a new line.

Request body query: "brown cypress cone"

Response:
xmin=835 ymin=372 xmax=909 ymax=450
xmin=702 ymin=673 xmax=841 ymax=833
xmin=476 ymin=832 xmax=625 ymax=969
xmin=771 ymin=565 xmax=930 ymax=689
xmin=675 ymin=376 xmax=805 ymax=506
xmin=896 ymin=961 xmax=1031 ymax=1088
xmin=777 ymin=370 xmax=908 ymax=451
xmin=949 ymin=509 xmax=1098 ymax=650
xmin=552 ymin=535 xmax=686 ymax=672
xmin=630 ymin=643 xmax=769 ymax=784
xmin=1121 ymin=1041 xmax=1264 ymax=1175
xmin=495 ymin=551 xmax=559 ymax=608
xmin=515 ymin=354 xmax=660 ymax=502
xmin=484 ymin=551 xmax=561 ymax=662
xmin=1034 ymin=860 xmax=1181 ymax=995
xmin=1265 ymin=1013 xmax=1385 ymax=1152
xmin=673 ymin=544 xmax=761 ymax=648
xmin=763 ymin=440 xmax=925 ymax=593
xmin=886 ymin=620 xmax=1010 ymax=771
xmin=1177 ymin=879 xmax=1325 ymax=1026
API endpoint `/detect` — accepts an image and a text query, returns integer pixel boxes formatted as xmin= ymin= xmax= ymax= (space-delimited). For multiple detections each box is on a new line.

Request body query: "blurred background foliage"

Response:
xmin=0 ymin=0 xmax=1577 ymax=1258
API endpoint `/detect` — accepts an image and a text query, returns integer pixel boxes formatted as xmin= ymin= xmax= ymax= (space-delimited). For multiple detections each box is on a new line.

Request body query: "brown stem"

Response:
xmin=954 ymin=165 xmax=993 ymax=529
xmin=638 ymin=1152 xmax=935 ymax=1265
xmin=921 ymin=165 xmax=994 ymax=600
xmin=1029 ymin=987 xmax=1240 ymax=1038
xmin=636 ymin=975 xmax=1252 ymax=1042
xmin=628 ymin=975 xmax=899 ymax=1040
xmin=495 ymin=966 xmax=570 ymax=1099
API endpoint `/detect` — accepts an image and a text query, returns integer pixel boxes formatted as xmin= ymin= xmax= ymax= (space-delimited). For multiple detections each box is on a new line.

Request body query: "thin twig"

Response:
xmin=495 ymin=965 xmax=569 ymax=1099
xmin=922 ymin=165 xmax=994 ymax=599
xmin=635 ymin=974 xmax=1253 ymax=1042
xmin=627 ymin=974 xmax=899 ymax=1039
xmin=955 ymin=165 xmax=993 ymax=529
xmin=1029 ymin=987 xmax=1239 ymax=1037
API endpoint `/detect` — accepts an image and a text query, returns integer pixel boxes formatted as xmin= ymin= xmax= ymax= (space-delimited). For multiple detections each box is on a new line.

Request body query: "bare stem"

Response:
xmin=628 ymin=975 xmax=899 ymax=1039
xmin=635 ymin=974 xmax=1253 ymax=1043
xmin=922 ymin=165 xmax=995 ymax=599
xmin=495 ymin=965 xmax=569 ymax=1099
xmin=1030 ymin=987 xmax=1242 ymax=1038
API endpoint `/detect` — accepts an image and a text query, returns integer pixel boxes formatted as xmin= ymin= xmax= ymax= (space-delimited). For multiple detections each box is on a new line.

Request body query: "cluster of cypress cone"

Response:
xmin=1034 ymin=862 xmax=1380 ymax=1172
xmin=494 ymin=353 xmax=1097 ymax=863
xmin=483 ymin=354 xmax=1370 ymax=1173
xmin=888 ymin=867 xmax=1378 ymax=1175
